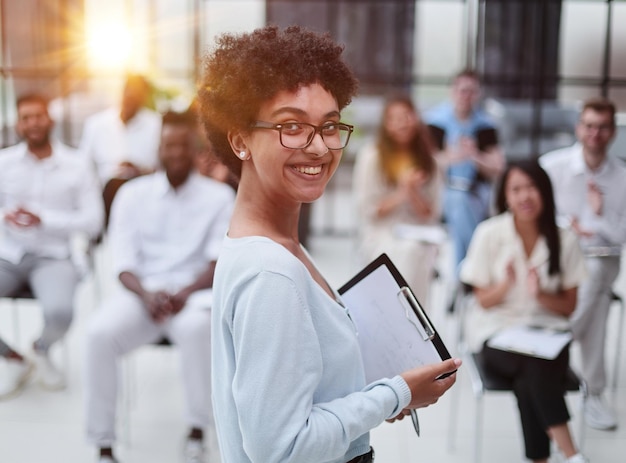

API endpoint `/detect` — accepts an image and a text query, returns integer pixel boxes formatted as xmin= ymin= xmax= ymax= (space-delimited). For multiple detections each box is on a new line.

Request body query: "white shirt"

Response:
xmin=109 ymin=171 xmax=235 ymax=292
xmin=460 ymin=213 xmax=587 ymax=352
xmin=541 ymin=143 xmax=626 ymax=248
xmin=79 ymin=107 xmax=162 ymax=184
xmin=0 ymin=141 xmax=104 ymax=263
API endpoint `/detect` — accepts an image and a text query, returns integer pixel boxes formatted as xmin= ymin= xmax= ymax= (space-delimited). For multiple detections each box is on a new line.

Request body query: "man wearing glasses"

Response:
xmin=541 ymin=97 xmax=626 ymax=431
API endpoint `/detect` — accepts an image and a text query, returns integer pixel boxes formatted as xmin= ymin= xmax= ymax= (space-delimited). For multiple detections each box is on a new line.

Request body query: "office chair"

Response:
xmin=448 ymin=285 xmax=587 ymax=463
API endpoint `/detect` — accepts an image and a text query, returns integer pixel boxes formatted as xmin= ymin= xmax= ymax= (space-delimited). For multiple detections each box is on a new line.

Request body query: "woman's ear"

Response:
xmin=228 ymin=130 xmax=247 ymax=156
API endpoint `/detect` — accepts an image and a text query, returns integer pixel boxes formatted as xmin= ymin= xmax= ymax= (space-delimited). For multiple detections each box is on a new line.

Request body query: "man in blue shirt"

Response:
xmin=426 ymin=69 xmax=505 ymax=276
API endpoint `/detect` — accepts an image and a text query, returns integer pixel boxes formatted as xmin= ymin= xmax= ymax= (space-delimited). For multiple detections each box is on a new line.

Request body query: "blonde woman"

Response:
xmin=353 ymin=94 xmax=442 ymax=304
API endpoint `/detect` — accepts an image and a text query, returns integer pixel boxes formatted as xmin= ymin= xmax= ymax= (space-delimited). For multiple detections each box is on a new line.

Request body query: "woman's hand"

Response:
xmin=474 ymin=260 xmax=515 ymax=309
xmin=527 ymin=267 xmax=540 ymax=297
xmin=386 ymin=409 xmax=411 ymax=423
xmin=400 ymin=358 xmax=461 ymax=409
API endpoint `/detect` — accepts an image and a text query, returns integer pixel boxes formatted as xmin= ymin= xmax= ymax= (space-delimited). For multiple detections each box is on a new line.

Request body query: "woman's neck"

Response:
xmin=513 ymin=216 xmax=540 ymax=257
xmin=229 ymin=189 xmax=301 ymax=246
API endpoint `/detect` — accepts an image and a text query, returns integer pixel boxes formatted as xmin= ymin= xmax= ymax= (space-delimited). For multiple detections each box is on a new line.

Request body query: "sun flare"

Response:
xmin=86 ymin=22 xmax=134 ymax=71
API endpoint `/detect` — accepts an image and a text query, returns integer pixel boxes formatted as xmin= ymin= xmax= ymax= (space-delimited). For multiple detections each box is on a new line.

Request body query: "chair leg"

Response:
xmin=577 ymin=381 xmax=588 ymax=453
xmin=611 ymin=295 xmax=624 ymax=395
xmin=474 ymin=393 xmax=484 ymax=463
xmin=11 ymin=300 xmax=21 ymax=348
xmin=447 ymin=372 xmax=461 ymax=452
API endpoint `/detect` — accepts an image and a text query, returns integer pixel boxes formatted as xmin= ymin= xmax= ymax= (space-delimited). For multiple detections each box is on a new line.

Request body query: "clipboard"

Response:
xmin=338 ymin=253 xmax=453 ymax=384
xmin=487 ymin=325 xmax=572 ymax=360
xmin=425 ymin=124 xmax=498 ymax=153
xmin=475 ymin=127 xmax=498 ymax=151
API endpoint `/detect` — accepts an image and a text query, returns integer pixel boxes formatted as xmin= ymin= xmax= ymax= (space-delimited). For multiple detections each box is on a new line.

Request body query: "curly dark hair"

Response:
xmin=197 ymin=25 xmax=359 ymax=179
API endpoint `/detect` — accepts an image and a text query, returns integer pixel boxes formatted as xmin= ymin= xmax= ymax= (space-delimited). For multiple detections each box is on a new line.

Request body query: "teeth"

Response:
xmin=295 ymin=165 xmax=322 ymax=175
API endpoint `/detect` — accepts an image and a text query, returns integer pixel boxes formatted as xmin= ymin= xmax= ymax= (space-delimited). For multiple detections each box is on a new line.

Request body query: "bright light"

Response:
xmin=86 ymin=22 xmax=134 ymax=71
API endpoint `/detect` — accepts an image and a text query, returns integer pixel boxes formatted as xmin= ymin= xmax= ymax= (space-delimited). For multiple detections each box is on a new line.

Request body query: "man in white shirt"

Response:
xmin=0 ymin=94 xmax=104 ymax=399
xmin=541 ymin=97 xmax=626 ymax=431
xmin=79 ymin=74 xmax=162 ymax=224
xmin=85 ymin=111 xmax=235 ymax=463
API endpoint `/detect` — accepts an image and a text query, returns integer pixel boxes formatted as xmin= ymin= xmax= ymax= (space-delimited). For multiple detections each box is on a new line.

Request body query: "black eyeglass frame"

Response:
xmin=250 ymin=120 xmax=354 ymax=150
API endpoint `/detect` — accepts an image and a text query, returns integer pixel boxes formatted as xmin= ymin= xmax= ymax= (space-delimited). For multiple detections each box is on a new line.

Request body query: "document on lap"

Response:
xmin=392 ymin=223 xmax=447 ymax=245
xmin=487 ymin=325 xmax=572 ymax=360
xmin=338 ymin=253 xmax=453 ymax=383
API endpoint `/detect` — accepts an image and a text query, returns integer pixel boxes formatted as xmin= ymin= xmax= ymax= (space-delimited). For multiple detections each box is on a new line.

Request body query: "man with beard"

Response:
xmin=0 ymin=94 xmax=103 ymax=399
xmin=85 ymin=111 xmax=234 ymax=463
xmin=541 ymin=97 xmax=626 ymax=431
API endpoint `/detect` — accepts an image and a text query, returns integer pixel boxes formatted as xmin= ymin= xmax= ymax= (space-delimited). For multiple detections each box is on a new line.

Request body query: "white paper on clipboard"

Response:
xmin=487 ymin=325 xmax=572 ymax=360
xmin=338 ymin=254 xmax=451 ymax=383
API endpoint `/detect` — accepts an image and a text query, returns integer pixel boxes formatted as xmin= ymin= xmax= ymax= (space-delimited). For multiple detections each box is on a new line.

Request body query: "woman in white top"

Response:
xmin=353 ymin=94 xmax=442 ymax=304
xmin=460 ymin=160 xmax=588 ymax=463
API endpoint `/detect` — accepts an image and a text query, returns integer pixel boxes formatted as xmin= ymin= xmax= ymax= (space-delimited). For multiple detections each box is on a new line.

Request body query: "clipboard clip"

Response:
xmin=397 ymin=286 xmax=435 ymax=341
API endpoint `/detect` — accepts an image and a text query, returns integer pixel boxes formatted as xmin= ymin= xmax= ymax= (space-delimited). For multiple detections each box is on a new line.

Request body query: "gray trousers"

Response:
xmin=570 ymin=255 xmax=621 ymax=395
xmin=0 ymin=253 xmax=78 ymax=356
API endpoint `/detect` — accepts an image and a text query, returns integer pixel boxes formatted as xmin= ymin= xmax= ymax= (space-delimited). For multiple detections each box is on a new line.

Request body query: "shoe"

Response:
xmin=0 ymin=357 xmax=34 ymax=399
xmin=33 ymin=350 xmax=66 ymax=390
xmin=566 ymin=454 xmax=589 ymax=463
xmin=584 ymin=394 xmax=617 ymax=430
xmin=184 ymin=437 xmax=206 ymax=463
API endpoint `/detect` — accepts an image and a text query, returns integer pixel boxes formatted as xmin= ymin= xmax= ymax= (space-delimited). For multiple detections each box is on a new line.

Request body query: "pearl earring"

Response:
xmin=239 ymin=151 xmax=246 ymax=159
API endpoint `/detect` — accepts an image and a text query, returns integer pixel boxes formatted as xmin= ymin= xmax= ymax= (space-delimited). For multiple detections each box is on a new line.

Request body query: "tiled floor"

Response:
xmin=1 ymin=169 xmax=625 ymax=462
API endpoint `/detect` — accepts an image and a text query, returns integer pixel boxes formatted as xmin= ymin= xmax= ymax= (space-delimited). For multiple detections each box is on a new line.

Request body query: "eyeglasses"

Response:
xmin=250 ymin=121 xmax=354 ymax=150
xmin=580 ymin=122 xmax=613 ymax=133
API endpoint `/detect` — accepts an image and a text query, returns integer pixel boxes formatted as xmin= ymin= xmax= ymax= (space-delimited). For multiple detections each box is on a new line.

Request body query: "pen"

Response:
xmin=410 ymin=409 xmax=420 ymax=437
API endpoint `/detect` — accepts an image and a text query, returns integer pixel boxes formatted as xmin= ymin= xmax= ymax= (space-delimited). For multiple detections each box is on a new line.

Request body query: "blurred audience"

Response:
xmin=0 ymin=94 xmax=103 ymax=398
xmin=426 ymin=69 xmax=505 ymax=275
xmin=541 ymin=97 xmax=626 ymax=431
xmin=460 ymin=160 xmax=588 ymax=463
xmin=79 ymin=74 xmax=162 ymax=225
xmin=353 ymin=94 xmax=442 ymax=304
xmin=84 ymin=111 xmax=234 ymax=463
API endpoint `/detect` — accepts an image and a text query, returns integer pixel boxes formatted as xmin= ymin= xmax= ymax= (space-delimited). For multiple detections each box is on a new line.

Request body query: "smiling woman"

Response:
xmin=198 ymin=25 xmax=460 ymax=463
xmin=459 ymin=159 xmax=589 ymax=463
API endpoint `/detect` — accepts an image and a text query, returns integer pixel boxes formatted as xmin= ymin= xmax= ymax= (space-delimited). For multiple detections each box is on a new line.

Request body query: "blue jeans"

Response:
xmin=443 ymin=182 xmax=491 ymax=275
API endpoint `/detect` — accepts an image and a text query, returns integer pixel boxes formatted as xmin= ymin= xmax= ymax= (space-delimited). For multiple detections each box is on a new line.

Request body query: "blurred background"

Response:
xmin=1 ymin=0 xmax=625 ymax=160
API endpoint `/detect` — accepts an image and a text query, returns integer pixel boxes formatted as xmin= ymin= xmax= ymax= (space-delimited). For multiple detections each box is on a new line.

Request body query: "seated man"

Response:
xmin=85 ymin=111 xmax=235 ymax=463
xmin=426 ymin=69 xmax=505 ymax=273
xmin=0 ymin=94 xmax=103 ymax=396
xmin=541 ymin=97 xmax=626 ymax=431
xmin=79 ymin=74 xmax=162 ymax=226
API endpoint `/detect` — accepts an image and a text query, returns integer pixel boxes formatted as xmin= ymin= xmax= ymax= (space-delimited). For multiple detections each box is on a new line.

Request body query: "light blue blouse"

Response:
xmin=211 ymin=236 xmax=411 ymax=463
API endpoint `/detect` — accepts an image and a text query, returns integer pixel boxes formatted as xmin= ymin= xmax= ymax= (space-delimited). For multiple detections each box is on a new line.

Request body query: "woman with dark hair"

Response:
xmin=460 ymin=160 xmax=588 ymax=463
xmin=353 ymin=94 xmax=442 ymax=304
xmin=198 ymin=25 xmax=460 ymax=463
